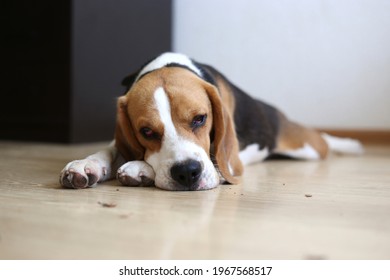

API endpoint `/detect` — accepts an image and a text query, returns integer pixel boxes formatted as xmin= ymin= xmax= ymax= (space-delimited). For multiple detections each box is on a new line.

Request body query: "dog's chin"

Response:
xmin=155 ymin=178 xmax=219 ymax=191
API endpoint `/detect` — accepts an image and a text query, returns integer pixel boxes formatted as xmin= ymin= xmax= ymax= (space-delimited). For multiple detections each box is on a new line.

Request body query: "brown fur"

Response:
xmin=276 ymin=112 xmax=329 ymax=159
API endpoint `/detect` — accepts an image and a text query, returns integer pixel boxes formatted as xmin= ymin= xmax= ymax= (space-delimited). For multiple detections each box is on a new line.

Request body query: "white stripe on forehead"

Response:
xmin=136 ymin=52 xmax=202 ymax=81
xmin=154 ymin=87 xmax=178 ymax=141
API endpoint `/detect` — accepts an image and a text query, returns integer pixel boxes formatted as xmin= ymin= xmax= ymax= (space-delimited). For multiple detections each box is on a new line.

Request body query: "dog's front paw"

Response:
xmin=60 ymin=159 xmax=106 ymax=189
xmin=117 ymin=161 xmax=155 ymax=186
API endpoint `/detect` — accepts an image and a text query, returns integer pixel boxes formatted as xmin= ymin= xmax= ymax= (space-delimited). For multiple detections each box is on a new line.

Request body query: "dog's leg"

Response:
xmin=60 ymin=141 xmax=125 ymax=189
xmin=273 ymin=114 xmax=329 ymax=160
xmin=272 ymin=116 xmax=364 ymax=160
xmin=117 ymin=161 xmax=156 ymax=186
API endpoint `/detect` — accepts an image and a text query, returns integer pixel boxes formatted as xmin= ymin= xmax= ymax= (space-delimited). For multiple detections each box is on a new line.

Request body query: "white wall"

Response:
xmin=173 ymin=0 xmax=390 ymax=130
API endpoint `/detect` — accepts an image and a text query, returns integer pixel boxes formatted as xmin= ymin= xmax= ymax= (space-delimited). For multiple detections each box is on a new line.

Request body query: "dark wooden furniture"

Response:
xmin=1 ymin=0 xmax=172 ymax=142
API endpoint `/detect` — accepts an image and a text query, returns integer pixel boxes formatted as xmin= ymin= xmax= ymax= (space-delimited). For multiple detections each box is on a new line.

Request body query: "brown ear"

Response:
xmin=115 ymin=96 xmax=145 ymax=161
xmin=204 ymin=83 xmax=243 ymax=184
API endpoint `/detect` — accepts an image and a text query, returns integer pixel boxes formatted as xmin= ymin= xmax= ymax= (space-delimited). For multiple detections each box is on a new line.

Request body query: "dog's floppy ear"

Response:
xmin=204 ymin=82 xmax=243 ymax=184
xmin=115 ymin=96 xmax=145 ymax=161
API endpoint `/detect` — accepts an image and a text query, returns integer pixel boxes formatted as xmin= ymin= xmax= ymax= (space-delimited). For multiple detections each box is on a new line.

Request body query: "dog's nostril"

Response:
xmin=171 ymin=160 xmax=202 ymax=189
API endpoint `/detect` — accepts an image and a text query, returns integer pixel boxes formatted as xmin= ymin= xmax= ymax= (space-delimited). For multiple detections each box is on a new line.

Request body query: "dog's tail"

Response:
xmin=321 ymin=133 xmax=364 ymax=155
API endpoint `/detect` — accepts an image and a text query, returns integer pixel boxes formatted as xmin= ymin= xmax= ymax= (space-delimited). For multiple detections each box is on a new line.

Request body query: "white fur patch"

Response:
xmin=154 ymin=87 xmax=177 ymax=141
xmin=276 ymin=143 xmax=320 ymax=160
xmin=145 ymin=87 xmax=219 ymax=190
xmin=239 ymin=143 xmax=269 ymax=166
xmin=136 ymin=52 xmax=202 ymax=81
xmin=321 ymin=133 xmax=364 ymax=155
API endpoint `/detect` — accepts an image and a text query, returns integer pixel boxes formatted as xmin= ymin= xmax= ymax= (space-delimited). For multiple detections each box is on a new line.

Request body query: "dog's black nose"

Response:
xmin=170 ymin=160 xmax=202 ymax=190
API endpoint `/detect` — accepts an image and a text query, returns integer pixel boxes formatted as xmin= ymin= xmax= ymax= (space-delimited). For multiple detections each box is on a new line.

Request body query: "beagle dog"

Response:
xmin=60 ymin=52 xmax=363 ymax=191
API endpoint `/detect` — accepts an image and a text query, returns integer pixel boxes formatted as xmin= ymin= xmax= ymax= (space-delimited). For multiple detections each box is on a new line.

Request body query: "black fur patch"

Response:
xmin=121 ymin=71 xmax=138 ymax=92
xmin=192 ymin=62 xmax=216 ymax=85
xmin=199 ymin=64 xmax=280 ymax=151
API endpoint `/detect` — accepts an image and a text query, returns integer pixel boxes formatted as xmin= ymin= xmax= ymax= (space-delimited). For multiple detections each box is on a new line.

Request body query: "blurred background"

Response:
xmin=1 ymin=0 xmax=389 ymax=143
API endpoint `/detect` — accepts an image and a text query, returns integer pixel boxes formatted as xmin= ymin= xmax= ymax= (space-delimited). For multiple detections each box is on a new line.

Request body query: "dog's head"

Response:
xmin=115 ymin=57 xmax=242 ymax=191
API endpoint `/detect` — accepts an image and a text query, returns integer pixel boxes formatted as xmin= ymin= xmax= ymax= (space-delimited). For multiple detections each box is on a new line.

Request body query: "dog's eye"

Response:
xmin=140 ymin=127 xmax=159 ymax=140
xmin=191 ymin=114 xmax=207 ymax=129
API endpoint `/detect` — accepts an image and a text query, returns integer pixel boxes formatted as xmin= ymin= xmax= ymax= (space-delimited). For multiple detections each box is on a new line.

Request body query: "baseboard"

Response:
xmin=318 ymin=129 xmax=390 ymax=144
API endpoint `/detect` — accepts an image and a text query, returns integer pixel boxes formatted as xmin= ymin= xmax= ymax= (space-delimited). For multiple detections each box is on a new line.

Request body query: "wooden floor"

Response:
xmin=0 ymin=141 xmax=389 ymax=260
